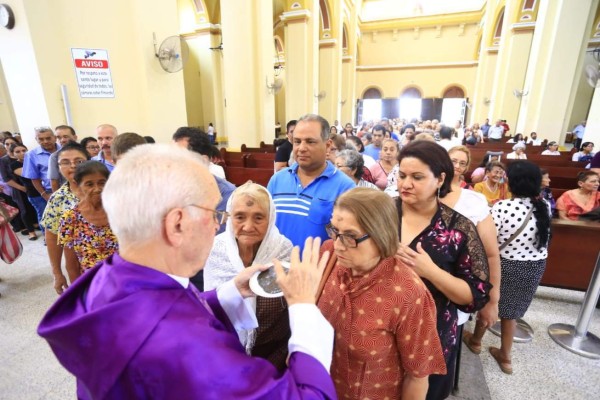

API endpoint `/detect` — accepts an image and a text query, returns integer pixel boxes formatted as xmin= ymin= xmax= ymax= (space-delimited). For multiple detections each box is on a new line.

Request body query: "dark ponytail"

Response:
xmin=530 ymin=196 xmax=550 ymax=249
xmin=506 ymin=161 xmax=551 ymax=249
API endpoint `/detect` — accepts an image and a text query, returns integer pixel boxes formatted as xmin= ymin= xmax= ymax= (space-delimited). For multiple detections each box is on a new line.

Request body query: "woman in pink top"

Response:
xmin=556 ymin=171 xmax=600 ymax=220
xmin=368 ymin=138 xmax=398 ymax=190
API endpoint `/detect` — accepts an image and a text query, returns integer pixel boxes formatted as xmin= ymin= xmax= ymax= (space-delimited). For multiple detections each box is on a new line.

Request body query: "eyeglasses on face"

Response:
xmin=86 ymin=145 xmax=100 ymax=150
xmin=450 ymin=158 xmax=468 ymax=168
xmin=58 ymin=159 xmax=86 ymax=167
xmin=186 ymin=204 xmax=229 ymax=225
xmin=325 ymin=223 xmax=370 ymax=248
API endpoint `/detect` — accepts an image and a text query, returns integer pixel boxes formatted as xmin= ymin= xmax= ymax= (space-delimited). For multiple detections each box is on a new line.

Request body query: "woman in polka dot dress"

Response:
xmin=464 ymin=161 xmax=551 ymax=375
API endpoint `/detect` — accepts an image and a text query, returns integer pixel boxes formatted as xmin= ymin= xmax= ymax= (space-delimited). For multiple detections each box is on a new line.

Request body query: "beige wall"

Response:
xmin=356 ymin=66 xmax=477 ymax=100
xmin=0 ymin=0 xmax=187 ymax=146
xmin=358 ymin=24 xmax=480 ymax=66
xmin=0 ymin=60 xmax=17 ymax=133
xmin=355 ymin=24 xmax=479 ymax=101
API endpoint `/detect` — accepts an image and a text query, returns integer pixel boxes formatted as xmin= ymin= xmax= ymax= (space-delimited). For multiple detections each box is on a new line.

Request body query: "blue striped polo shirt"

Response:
xmin=267 ymin=161 xmax=355 ymax=248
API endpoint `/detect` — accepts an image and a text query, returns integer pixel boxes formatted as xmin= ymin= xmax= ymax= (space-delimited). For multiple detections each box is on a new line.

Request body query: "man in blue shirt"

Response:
xmin=22 ymin=127 xmax=60 ymax=231
xmin=92 ymin=124 xmax=117 ymax=171
xmin=363 ymin=125 xmax=385 ymax=160
xmin=481 ymin=118 xmax=491 ymax=137
xmin=268 ymin=114 xmax=355 ymax=248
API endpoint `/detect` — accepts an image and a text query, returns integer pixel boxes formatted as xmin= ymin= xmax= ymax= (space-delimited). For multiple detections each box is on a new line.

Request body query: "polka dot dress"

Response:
xmin=498 ymin=258 xmax=546 ymax=319
xmin=492 ymin=198 xmax=549 ymax=319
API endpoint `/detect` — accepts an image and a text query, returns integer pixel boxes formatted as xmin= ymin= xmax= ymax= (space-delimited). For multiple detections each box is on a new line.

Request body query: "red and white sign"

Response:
xmin=71 ymin=48 xmax=114 ymax=98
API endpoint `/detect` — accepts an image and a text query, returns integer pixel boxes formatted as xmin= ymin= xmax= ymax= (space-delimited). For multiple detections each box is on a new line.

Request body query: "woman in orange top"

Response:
xmin=473 ymin=161 xmax=512 ymax=206
xmin=556 ymin=171 xmax=600 ymax=220
xmin=318 ymin=187 xmax=446 ymax=399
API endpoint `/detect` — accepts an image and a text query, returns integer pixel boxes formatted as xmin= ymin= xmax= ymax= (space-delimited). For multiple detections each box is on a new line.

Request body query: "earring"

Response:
xmin=437 ymin=187 xmax=441 ymax=199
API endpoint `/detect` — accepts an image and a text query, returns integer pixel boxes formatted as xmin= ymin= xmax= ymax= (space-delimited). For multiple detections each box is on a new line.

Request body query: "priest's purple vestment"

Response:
xmin=38 ymin=254 xmax=337 ymax=399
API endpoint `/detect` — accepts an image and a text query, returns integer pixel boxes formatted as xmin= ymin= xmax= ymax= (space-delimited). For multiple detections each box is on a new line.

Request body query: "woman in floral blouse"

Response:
xmin=394 ymin=141 xmax=491 ymax=400
xmin=58 ymin=161 xmax=117 ymax=281
xmin=41 ymin=142 xmax=89 ymax=295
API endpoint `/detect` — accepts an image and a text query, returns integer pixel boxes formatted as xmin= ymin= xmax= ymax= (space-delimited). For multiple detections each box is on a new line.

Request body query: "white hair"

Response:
xmin=102 ymin=143 xmax=213 ymax=245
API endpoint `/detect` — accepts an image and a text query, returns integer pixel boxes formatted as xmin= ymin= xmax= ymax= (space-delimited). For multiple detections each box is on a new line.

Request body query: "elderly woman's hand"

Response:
xmin=396 ymin=242 xmax=438 ymax=280
xmin=233 ymin=264 xmax=271 ymax=298
xmin=53 ymin=273 xmax=69 ymax=295
xmin=274 ymin=237 xmax=330 ymax=306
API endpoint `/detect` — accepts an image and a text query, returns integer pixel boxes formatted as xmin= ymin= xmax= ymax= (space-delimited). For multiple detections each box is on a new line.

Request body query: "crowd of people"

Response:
xmin=0 ymin=112 xmax=597 ymax=399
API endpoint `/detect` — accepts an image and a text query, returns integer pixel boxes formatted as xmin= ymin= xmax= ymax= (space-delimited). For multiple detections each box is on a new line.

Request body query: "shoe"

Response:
xmin=21 ymin=229 xmax=29 ymax=236
xmin=462 ymin=331 xmax=482 ymax=354
xmin=489 ymin=346 xmax=513 ymax=374
xmin=29 ymin=234 xmax=38 ymax=241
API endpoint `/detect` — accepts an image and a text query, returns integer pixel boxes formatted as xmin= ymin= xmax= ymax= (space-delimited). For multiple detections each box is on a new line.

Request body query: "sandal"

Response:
xmin=29 ymin=234 xmax=38 ymax=241
xmin=489 ymin=346 xmax=513 ymax=374
xmin=462 ymin=331 xmax=482 ymax=354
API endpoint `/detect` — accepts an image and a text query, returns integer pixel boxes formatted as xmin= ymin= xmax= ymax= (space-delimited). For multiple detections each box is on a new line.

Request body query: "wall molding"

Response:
xmin=356 ymin=60 xmax=479 ymax=71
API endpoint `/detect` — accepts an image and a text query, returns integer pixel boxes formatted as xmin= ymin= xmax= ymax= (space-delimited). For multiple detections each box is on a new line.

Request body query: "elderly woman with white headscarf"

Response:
xmin=204 ymin=181 xmax=294 ymax=371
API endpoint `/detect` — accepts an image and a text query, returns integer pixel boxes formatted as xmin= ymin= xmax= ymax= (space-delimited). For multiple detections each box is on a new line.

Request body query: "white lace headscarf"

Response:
xmin=203 ymin=183 xmax=293 ymax=353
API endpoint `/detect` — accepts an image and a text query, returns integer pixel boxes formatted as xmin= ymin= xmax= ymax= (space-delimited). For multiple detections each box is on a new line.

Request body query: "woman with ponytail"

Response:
xmin=463 ymin=161 xmax=551 ymax=375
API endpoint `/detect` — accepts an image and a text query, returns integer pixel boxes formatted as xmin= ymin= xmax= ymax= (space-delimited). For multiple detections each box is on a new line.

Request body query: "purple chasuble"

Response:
xmin=38 ymin=254 xmax=336 ymax=399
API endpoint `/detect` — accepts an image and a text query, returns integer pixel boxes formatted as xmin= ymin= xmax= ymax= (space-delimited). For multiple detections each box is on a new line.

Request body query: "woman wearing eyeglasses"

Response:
xmin=440 ymin=146 xmax=501 ymax=365
xmin=40 ymin=142 xmax=90 ymax=295
xmin=204 ymin=182 xmax=294 ymax=370
xmin=58 ymin=161 xmax=117 ymax=283
xmin=394 ymin=141 xmax=491 ymax=400
xmin=317 ymin=187 xmax=446 ymax=399
xmin=80 ymin=137 xmax=101 ymax=158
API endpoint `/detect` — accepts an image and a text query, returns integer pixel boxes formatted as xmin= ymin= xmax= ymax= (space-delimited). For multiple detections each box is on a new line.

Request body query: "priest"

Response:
xmin=38 ymin=144 xmax=336 ymax=399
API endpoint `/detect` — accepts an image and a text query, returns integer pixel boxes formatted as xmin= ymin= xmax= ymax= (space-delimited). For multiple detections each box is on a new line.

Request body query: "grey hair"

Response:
xmin=297 ymin=113 xmax=330 ymax=141
xmin=336 ymin=149 xmax=364 ymax=180
xmin=102 ymin=144 xmax=214 ymax=246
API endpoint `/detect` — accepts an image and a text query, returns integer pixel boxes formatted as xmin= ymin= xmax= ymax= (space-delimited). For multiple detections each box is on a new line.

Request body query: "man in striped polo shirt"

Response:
xmin=268 ymin=114 xmax=355 ymax=248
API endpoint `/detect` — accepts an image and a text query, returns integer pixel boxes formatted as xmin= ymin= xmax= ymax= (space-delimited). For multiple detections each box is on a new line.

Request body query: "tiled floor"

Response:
xmin=1 ymin=237 xmax=599 ymax=399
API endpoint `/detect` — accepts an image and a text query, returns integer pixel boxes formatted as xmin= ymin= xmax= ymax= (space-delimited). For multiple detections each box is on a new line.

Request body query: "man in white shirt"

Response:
xmin=488 ymin=120 xmax=505 ymax=142
xmin=527 ymin=132 xmax=543 ymax=146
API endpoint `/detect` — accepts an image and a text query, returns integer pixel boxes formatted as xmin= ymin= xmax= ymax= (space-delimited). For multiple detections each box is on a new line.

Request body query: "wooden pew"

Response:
xmin=241 ymin=144 xmax=275 ymax=153
xmin=245 ymin=153 xmax=275 ymax=169
xmin=224 ymin=166 xmax=273 ymax=187
xmin=220 ymin=149 xmax=247 ymax=167
xmin=541 ymin=219 xmax=600 ymax=291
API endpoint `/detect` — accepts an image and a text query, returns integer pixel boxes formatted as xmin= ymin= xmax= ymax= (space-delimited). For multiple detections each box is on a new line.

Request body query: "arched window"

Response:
xmin=401 ymin=87 xmax=422 ymax=98
xmin=363 ymin=88 xmax=382 ymax=99
xmin=443 ymin=86 xmax=465 ymax=98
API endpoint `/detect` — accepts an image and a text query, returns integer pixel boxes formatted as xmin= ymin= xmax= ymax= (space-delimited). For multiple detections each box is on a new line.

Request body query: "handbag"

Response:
xmin=0 ymin=223 xmax=23 ymax=263
xmin=499 ymin=206 xmax=535 ymax=251
xmin=0 ymin=201 xmax=19 ymax=226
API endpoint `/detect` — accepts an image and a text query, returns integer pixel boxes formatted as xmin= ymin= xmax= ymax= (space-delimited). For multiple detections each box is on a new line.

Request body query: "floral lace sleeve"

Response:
xmin=443 ymin=206 xmax=491 ymax=313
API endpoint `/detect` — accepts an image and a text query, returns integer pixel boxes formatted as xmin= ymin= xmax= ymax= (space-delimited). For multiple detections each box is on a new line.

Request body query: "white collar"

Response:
xmin=166 ymin=273 xmax=190 ymax=288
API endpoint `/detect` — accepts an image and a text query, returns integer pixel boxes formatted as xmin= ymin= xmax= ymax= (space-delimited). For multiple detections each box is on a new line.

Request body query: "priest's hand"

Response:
xmin=233 ymin=264 xmax=271 ymax=298
xmin=274 ymin=236 xmax=330 ymax=306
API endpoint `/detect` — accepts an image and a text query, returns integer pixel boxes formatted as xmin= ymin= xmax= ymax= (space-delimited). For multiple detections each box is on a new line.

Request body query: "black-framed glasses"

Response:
xmin=58 ymin=159 xmax=86 ymax=167
xmin=86 ymin=145 xmax=100 ymax=151
xmin=325 ymin=223 xmax=370 ymax=248
xmin=186 ymin=204 xmax=229 ymax=225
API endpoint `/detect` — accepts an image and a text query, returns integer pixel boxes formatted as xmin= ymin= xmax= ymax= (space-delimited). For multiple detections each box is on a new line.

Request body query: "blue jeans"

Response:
xmin=27 ymin=196 xmax=47 ymax=233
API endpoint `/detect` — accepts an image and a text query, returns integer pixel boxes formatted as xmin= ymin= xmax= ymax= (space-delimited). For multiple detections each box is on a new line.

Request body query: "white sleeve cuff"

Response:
xmin=216 ymin=280 xmax=258 ymax=331
xmin=288 ymin=303 xmax=334 ymax=372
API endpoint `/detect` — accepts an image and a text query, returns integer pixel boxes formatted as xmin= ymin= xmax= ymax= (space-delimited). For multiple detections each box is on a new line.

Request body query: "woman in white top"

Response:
xmin=439 ymin=146 xmax=501 ymax=335
xmin=541 ymin=141 xmax=560 ymax=155
xmin=463 ymin=161 xmax=551 ymax=375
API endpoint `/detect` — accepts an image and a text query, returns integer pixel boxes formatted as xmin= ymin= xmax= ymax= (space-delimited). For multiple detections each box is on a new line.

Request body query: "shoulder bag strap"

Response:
xmin=315 ymin=253 xmax=337 ymax=304
xmin=499 ymin=205 xmax=535 ymax=251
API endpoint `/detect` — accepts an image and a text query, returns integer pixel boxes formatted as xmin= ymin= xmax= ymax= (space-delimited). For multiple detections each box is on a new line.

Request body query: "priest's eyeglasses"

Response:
xmin=325 ymin=224 xmax=370 ymax=248
xmin=186 ymin=204 xmax=229 ymax=225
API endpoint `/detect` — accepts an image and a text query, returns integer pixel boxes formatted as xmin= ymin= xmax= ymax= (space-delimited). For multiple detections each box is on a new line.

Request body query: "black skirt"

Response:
xmin=498 ymin=258 xmax=547 ymax=319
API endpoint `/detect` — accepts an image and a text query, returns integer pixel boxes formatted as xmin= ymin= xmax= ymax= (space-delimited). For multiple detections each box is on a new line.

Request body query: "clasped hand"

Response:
xmin=396 ymin=242 xmax=437 ymax=279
